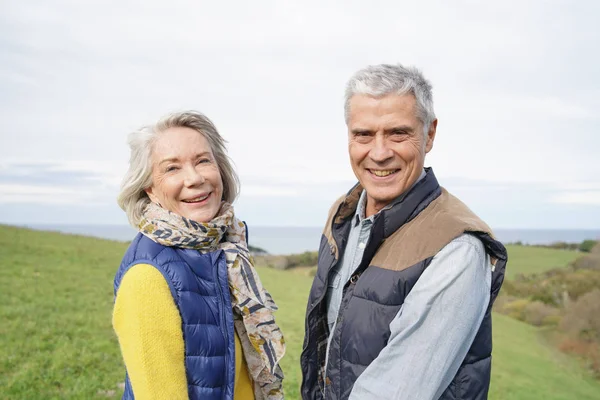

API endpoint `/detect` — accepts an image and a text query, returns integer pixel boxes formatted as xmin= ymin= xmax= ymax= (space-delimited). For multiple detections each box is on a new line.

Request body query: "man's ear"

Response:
xmin=425 ymin=119 xmax=437 ymax=154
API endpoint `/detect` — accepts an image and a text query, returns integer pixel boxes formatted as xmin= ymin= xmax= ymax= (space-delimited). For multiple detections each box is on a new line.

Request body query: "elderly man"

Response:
xmin=300 ymin=64 xmax=507 ymax=400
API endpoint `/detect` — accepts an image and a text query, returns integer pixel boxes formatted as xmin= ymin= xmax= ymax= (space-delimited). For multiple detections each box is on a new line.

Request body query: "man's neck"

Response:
xmin=363 ymin=169 xmax=427 ymax=218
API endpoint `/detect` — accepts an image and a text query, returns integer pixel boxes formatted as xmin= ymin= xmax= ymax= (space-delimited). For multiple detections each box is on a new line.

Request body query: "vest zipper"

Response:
xmin=214 ymin=250 xmax=232 ymax=394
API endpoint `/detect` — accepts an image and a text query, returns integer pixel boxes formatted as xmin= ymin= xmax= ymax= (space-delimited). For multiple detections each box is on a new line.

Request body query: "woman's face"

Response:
xmin=145 ymin=126 xmax=224 ymax=223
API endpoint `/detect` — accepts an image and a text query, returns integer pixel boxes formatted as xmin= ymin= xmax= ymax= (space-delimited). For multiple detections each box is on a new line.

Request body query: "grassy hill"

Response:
xmin=1 ymin=225 xmax=598 ymax=399
xmin=503 ymin=244 xmax=581 ymax=280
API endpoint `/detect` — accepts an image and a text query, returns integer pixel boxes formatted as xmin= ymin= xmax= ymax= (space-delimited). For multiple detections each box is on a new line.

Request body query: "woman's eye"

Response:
xmin=198 ymin=158 xmax=210 ymax=164
xmin=165 ymin=165 xmax=179 ymax=172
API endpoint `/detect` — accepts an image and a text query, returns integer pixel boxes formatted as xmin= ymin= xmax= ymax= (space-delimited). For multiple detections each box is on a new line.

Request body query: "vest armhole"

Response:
xmin=119 ymin=260 xmax=178 ymax=302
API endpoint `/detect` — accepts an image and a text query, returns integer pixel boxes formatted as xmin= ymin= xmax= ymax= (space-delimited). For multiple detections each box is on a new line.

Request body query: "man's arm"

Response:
xmin=349 ymin=234 xmax=491 ymax=400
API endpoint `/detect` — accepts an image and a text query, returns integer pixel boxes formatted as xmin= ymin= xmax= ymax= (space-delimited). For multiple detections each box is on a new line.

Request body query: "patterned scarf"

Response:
xmin=138 ymin=202 xmax=285 ymax=399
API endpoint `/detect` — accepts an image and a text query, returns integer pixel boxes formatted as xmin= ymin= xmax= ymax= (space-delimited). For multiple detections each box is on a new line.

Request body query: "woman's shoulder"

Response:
xmin=120 ymin=263 xmax=169 ymax=288
xmin=123 ymin=233 xmax=170 ymax=264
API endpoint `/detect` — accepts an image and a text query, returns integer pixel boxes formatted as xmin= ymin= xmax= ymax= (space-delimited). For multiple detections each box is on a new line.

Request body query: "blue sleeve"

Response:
xmin=349 ymin=234 xmax=492 ymax=400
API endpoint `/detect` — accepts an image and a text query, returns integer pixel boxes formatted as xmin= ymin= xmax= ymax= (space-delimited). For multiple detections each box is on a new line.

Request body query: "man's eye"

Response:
xmin=390 ymin=131 xmax=408 ymax=140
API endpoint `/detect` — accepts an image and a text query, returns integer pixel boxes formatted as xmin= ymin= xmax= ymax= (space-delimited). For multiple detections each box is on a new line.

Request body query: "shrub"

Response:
xmin=559 ymin=337 xmax=600 ymax=379
xmin=248 ymin=244 xmax=268 ymax=254
xmin=500 ymin=298 xmax=531 ymax=321
xmin=502 ymin=268 xmax=600 ymax=306
xmin=543 ymin=241 xmax=579 ymax=251
xmin=542 ymin=314 xmax=562 ymax=327
xmin=579 ymin=240 xmax=599 ymax=253
xmin=560 ymin=288 xmax=600 ymax=341
xmin=523 ymin=301 xmax=561 ymax=326
xmin=286 ymin=251 xmax=319 ymax=268
xmin=254 ymin=255 xmax=290 ymax=270
xmin=572 ymin=254 xmax=600 ymax=271
xmin=492 ymin=294 xmax=518 ymax=313
xmin=254 ymin=251 xmax=319 ymax=270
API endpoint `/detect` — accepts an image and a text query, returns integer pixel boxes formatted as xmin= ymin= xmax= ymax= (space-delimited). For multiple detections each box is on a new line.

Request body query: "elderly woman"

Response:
xmin=113 ymin=111 xmax=285 ymax=400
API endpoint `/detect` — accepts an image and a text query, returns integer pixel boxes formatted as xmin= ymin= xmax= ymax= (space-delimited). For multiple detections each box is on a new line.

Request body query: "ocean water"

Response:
xmin=23 ymin=224 xmax=600 ymax=255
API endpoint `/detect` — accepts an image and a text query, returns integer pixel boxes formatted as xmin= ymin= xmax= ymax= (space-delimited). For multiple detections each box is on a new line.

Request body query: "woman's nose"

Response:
xmin=183 ymin=165 xmax=205 ymax=187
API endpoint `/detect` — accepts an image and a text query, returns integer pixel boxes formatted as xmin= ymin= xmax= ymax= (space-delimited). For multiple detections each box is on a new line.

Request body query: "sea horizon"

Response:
xmin=10 ymin=223 xmax=600 ymax=255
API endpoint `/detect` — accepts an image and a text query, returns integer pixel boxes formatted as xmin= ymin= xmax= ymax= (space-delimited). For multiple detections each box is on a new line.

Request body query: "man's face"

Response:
xmin=347 ymin=93 xmax=437 ymax=217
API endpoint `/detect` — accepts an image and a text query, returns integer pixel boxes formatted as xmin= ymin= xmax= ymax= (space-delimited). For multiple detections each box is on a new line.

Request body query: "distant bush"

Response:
xmin=249 ymin=245 xmax=268 ymax=254
xmin=572 ymin=254 xmax=600 ymax=271
xmin=254 ymin=251 xmax=319 ymax=270
xmin=508 ymin=239 xmax=598 ymax=252
xmin=523 ymin=301 xmax=561 ymax=326
xmin=492 ymin=294 xmax=518 ymax=313
xmin=286 ymin=251 xmax=319 ymax=268
xmin=580 ymin=240 xmax=599 ymax=253
xmin=544 ymin=241 xmax=580 ymax=251
xmin=560 ymin=288 xmax=600 ymax=342
xmin=558 ymin=338 xmax=600 ymax=379
xmin=501 ymin=268 xmax=600 ymax=307
xmin=254 ymin=255 xmax=289 ymax=269
xmin=559 ymin=289 xmax=600 ymax=378
xmin=498 ymin=298 xmax=531 ymax=321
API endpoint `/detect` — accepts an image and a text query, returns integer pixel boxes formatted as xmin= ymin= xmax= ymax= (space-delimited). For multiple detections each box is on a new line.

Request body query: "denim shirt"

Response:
xmin=324 ymin=171 xmax=492 ymax=399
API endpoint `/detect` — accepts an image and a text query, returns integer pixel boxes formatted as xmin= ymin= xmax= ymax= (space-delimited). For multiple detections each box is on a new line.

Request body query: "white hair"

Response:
xmin=117 ymin=110 xmax=240 ymax=228
xmin=344 ymin=63 xmax=436 ymax=136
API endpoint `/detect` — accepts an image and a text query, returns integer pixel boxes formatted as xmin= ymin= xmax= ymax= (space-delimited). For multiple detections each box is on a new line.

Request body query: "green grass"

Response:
xmin=490 ymin=314 xmax=600 ymax=399
xmin=255 ymin=267 xmax=312 ymax=399
xmin=1 ymin=225 xmax=599 ymax=399
xmin=0 ymin=226 xmax=129 ymax=399
xmin=504 ymin=245 xmax=580 ymax=280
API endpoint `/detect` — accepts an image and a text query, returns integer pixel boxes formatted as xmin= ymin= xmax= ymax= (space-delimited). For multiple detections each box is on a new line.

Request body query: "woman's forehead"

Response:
xmin=153 ymin=127 xmax=213 ymax=159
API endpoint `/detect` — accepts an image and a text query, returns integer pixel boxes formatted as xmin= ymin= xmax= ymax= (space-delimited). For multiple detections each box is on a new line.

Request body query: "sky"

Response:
xmin=1 ymin=0 xmax=599 ymax=229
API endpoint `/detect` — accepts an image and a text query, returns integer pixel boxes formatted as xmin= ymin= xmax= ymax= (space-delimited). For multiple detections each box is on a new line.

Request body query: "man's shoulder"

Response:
xmin=432 ymin=187 xmax=493 ymax=234
xmin=324 ymin=184 xmax=363 ymax=224
xmin=370 ymin=189 xmax=493 ymax=272
xmin=444 ymin=233 xmax=487 ymax=259
xmin=327 ymin=194 xmax=347 ymax=218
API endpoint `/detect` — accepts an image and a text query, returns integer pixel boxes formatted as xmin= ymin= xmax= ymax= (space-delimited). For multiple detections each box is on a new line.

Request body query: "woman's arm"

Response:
xmin=112 ymin=264 xmax=188 ymax=399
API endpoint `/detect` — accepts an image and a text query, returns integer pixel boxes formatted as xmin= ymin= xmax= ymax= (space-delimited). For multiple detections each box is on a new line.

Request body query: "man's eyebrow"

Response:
xmin=384 ymin=126 xmax=414 ymax=134
xmin=350 ymin=128 xmax=374 ymax=135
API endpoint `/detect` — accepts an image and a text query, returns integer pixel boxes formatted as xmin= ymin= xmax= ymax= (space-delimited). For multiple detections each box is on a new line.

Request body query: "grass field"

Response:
xmin=1 ymin=225 xmax=599 ymax=399
xmin=503 ymin=245 xmax=581 ymax=280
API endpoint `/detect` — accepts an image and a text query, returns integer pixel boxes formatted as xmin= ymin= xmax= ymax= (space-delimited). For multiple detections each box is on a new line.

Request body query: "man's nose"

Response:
xmin=369 ymin=134 xmax=393 ymax=163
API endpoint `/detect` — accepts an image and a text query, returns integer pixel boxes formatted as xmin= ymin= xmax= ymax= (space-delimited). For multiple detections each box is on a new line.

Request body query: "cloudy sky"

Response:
xmin=1 ymin=0 xmax=599 ymax=229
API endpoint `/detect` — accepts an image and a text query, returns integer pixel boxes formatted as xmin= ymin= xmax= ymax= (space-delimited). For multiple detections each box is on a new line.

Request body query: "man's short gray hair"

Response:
xmin=344 ymin=63 xmax=436 ymax=136
xmin=117 ymin=110 xmax=240 ymax=228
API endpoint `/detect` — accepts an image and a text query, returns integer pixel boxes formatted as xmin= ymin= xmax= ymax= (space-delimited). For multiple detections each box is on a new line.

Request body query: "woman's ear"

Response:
xmin=144 ymin=187 xmax=159 ymax=205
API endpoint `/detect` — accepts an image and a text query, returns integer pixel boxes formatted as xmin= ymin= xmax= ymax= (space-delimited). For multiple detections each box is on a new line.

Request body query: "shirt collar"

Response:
xmin=354 ymin=169 xmax=427 ymax=226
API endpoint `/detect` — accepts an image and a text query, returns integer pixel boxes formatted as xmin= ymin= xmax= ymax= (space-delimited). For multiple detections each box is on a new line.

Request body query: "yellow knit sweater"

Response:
xmin=112 ymin=264 xmax=254 ymax=399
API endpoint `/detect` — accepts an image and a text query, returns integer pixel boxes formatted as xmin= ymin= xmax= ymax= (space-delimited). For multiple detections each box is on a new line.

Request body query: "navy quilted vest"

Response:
xmin=113 ymin=233 xmax=236 ymax=400
xmin=301 ymin=169 xmax=507 ymax=400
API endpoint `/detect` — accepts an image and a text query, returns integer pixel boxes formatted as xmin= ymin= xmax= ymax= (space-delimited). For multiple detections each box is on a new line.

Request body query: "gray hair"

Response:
xmin=344 ymin=63 xmax=436 ymax=136
xmin=117 ymin=110 xmax=240 ymax=227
